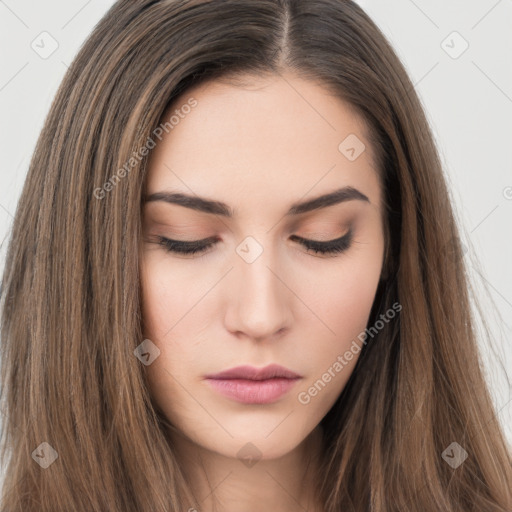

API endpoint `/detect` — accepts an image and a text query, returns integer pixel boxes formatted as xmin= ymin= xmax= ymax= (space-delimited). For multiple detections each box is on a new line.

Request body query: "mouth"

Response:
xmin=203 ymin=364 xmax=302 ymax=404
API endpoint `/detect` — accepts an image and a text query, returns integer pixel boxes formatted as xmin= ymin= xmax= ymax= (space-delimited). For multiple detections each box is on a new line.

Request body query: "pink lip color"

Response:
xmin=204 ymin=364 xmax=302 ymax=404
xmin=205 ymin=377 xmax=300 ymax=404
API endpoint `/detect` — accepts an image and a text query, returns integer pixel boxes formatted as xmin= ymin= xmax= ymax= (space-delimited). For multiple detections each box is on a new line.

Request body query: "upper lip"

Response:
xmin=204 ymin=364 xmax=301 ymax=381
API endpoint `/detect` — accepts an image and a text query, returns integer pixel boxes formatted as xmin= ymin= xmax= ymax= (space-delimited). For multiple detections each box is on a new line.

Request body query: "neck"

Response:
xmin=170 ymin=424 xmax=325 ymax=512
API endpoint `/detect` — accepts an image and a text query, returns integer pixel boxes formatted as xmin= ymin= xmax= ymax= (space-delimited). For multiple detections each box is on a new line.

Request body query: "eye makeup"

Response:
xmin=152 ymin=228 xmax=353 ymax=258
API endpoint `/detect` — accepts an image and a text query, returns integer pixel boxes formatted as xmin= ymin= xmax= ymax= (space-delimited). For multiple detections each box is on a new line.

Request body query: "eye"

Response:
xmin=290 ymin=229 xmax=353 ymax=256
xmin=154 ymin=229 xmax=353 ymax=257
xmin=155 ymin=236 xmax=218 ymax=257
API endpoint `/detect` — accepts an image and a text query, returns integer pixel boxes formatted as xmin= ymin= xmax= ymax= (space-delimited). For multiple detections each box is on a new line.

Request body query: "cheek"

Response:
xmin=308 ymin=248 xmax=383 ymax=338
xmin=294 ymin=308 xmax=373 ymax=422
xmin=140 ymin=269 xmax=192 ymax=375
xmin=140 ymin=253 xmax=206 ymax=339
xmin=297 ymin=252 xmax=382 ymax=404
xmin=140 ymin=273 xmax=173 ymax=340
xmin=139 ymin=256 xmax=210 ymax=404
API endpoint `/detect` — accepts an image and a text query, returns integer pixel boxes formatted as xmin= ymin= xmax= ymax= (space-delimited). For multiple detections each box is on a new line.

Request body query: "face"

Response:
xmin=140 ymin=71 xmax=385 ymax=461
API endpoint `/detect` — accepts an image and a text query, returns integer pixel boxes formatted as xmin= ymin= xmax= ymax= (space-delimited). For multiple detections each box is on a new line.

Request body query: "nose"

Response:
xmin=223 ymin=242 xmax=293 ymax=342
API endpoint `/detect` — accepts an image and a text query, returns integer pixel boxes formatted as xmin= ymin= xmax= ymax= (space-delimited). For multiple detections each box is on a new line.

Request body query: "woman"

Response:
xmin=1 ymin=0 xmax=511 ymax=511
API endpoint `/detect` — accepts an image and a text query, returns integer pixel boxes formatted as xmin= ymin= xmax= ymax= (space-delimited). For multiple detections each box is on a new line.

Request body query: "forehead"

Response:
xmin=146 ymin=72 xmax=381 ymax=214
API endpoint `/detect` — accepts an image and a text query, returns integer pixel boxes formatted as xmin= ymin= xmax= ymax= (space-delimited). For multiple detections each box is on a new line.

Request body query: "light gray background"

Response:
xmin=0 ymin=0 xmax=511 ymax=479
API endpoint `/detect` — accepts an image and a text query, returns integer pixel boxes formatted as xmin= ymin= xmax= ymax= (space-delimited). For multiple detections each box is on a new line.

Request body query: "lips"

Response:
xmin=204 ymin=363 xmax=301 ymax=381
xmin=203 ymin=364 xmax=302 ymax=404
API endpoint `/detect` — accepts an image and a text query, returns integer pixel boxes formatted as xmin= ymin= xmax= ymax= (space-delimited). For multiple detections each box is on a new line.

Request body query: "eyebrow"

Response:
xmin=144 ymin=186 xmax=370 ymax=217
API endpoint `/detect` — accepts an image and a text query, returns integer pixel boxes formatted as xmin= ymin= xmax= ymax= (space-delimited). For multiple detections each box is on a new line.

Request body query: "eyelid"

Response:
xmin=152 ymin=228 xmax=353 ymax=258
xmin=289 ymin=230 xmax=350 ymax=243
xmin=155 ymin=232 xmax=348 ymax=246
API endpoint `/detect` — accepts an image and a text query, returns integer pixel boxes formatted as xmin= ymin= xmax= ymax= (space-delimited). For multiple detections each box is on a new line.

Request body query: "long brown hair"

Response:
xmin=1 ymin=0 xmax=511 ymax=510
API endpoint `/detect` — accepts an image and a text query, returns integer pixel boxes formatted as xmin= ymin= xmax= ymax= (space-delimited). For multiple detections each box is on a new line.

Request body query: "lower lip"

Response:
xmin=205 ymin=377 xmax=301 ymax=404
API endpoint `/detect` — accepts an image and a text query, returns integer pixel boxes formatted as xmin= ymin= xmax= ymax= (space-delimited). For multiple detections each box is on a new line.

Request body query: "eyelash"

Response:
xmin=155 ymin=230 xmax=353 ymax=257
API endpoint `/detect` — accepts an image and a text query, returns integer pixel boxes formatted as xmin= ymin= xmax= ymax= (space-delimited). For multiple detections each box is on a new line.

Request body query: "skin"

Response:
xmin=140 ymin=70 xmax=385 ymax=512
